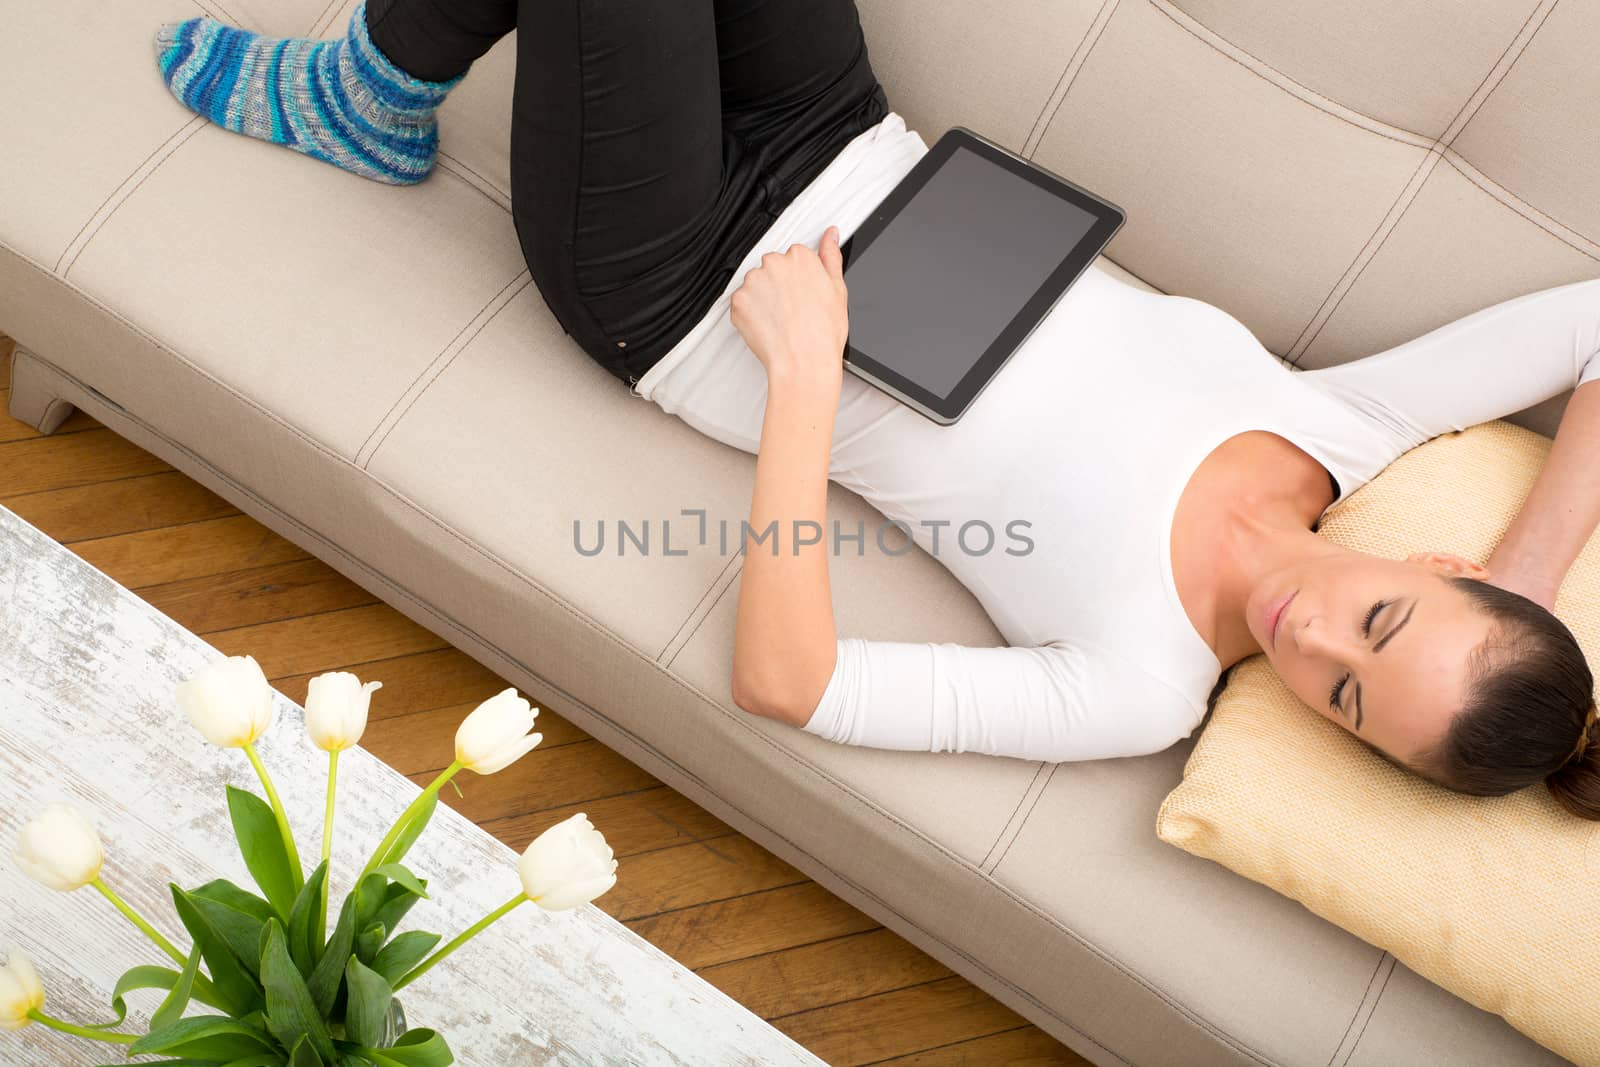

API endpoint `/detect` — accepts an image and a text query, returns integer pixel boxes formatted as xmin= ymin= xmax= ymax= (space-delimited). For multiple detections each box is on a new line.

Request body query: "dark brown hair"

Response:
xmin=1401 ymin=576 xmax=1599 ymax=819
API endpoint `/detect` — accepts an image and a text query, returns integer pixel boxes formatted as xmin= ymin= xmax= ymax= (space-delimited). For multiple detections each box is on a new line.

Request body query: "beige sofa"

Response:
xmin=6 ymin=1 xmax=1594 ymax=1063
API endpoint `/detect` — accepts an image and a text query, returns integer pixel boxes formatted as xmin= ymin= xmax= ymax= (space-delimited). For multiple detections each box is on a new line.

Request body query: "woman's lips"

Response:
xmin=1268 ymin=590 xmax=1298 ymax=649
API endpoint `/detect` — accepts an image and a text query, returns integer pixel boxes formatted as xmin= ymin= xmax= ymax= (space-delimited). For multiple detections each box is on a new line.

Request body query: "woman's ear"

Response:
xmin=1407 ymin=550 xmax=1489 ymax=579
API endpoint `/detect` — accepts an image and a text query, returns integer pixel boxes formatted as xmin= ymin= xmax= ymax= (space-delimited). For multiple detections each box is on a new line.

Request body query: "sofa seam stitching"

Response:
xmin=1284 ymin=151 xmax=1440 ymax=363
xmin=658 ymin=552 xmax=743 ymax=664
xmin=1286 ymin=0 xmax=1562 ymax=365
xmin=356 ymin=270 xmax=531 ymax=466
xmin=436 ymin=152 xmax=511 ymax=209
xmin=433 ymin=154 xmax=513 ymax=214
xmin=1020 ymin=0 xmax=1118 ymax=156
xmin=982 ymin=763 xmax=1053 ymax=874
xmin=988 ymin=764 xmax=1059 ymax=874
xmin=1325 ymin=951 xmax=1387 ymax=1067
xmin=53 ymin=117 xmax=208 ymax=277
xmin=1025 ymin=0 xmax=1121 ymax=159
xmin=1343 ymin=956 xmax=1397 ymax=1060
xmin=1142 ymin=0 xmax=1431 ymax=149
xmin=1440 ymin=151 xmax=1600 ymax=261
xmin=20 ymin=308 xmax=1284 ymax=1067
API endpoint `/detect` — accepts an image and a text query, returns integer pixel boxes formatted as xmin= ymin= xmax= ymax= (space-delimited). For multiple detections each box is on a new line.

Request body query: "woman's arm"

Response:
xmin=1485 ymin=380 xmax=1600 ymax=610
xmin=1300 ymin=277 xmax=1600 ymax=607
xmin=727 ymin=228 xmax=850 ymax=725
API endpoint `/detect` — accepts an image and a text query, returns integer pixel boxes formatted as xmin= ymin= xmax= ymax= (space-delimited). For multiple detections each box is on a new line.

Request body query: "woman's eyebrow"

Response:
xmin=1355 ymin=598 xmax=1417 ymax=730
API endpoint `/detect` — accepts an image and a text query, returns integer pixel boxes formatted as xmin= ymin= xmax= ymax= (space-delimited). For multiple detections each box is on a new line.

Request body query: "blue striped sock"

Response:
xmin=154 ymin=1 xmax=465 ymax=185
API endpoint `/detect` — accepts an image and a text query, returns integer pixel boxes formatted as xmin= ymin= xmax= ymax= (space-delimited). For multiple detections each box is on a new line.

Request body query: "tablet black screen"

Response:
xmin=843 ymin=144 xmax=1099 ymax=398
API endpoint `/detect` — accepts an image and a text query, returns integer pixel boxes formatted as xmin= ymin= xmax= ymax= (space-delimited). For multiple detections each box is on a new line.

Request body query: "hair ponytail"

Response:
xmin=1546 ymin=696 xmax=1600 ymax=821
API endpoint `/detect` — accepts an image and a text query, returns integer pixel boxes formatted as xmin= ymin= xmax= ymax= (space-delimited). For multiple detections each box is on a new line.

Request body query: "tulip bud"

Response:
xmin=455 ymin=688 xmax=543 ymax=774
xmin=305 ymin=671 xmax=381 ymax=752
xmin=0 ymin=950 xmax=44 ymax=1031
xmin=176 ymin=654 xmax=277 ymax=748
xmin=14 ymin=803 xmax=103 ymax=892
xmin=517 ymin=813 xmax=618 ymax=911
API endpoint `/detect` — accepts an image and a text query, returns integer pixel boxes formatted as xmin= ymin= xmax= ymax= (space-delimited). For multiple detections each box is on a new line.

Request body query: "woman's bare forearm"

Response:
xmin=1488 ymin=379 xmax=1600 ymax=597
xmin=731 ymin=367 xmax=840 ymax=722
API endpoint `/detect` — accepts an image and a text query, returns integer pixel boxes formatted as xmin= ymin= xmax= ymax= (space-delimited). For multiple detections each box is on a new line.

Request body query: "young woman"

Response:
xmin=155 ymin=0 xmax=1600 ymax=818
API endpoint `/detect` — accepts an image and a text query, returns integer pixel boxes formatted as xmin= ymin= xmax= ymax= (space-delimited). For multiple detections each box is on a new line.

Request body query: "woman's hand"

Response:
xmin=730 ymin=225 xmax=849 ymax=392
xmin=1483 ymin=551 xmax=1561 ymax=612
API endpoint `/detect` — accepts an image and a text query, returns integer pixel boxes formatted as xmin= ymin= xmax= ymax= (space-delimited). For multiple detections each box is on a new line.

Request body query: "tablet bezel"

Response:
xmin=838 ymin=126 xmax=1126 ymax=425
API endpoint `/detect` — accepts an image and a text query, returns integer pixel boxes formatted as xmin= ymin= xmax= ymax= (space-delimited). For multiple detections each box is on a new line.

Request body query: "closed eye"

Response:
xmin=1327 ymin=599 xmax=1389 ymax=726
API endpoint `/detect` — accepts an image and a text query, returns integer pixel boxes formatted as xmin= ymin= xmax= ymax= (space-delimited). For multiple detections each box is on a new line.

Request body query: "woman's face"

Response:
xmin=1245 ymin=548 xmax=1497 ymax=765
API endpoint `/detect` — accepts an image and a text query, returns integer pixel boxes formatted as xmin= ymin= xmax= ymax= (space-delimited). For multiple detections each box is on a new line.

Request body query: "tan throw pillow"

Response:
xmin=1156 ymin=420 xmax=1600 ymax=1067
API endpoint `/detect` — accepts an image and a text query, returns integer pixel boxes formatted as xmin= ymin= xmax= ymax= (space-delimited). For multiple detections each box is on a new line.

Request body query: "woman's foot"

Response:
xmin=153 ymin=0 xmax=464 ymax=185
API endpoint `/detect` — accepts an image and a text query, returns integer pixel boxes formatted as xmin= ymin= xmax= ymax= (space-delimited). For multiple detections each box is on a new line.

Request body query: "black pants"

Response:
xmin=364 ymin=0 xmax=890 ymax=389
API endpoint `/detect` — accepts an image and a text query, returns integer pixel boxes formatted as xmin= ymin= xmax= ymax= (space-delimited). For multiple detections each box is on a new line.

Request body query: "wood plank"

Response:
xmin=407 ymin=737 xmax=661 ymax=824
xmin=0 ymin=470 xmax=239 ymax=542
xmin=209 ymin=601 xmax=449 ymax=679
xmin=589 ymin=833 xmax=806 ymax=923
xmin=138 ymin=557 xmax=380 ymax=635
xmin=364 ymin=698 xmax=589 ymax=775
xmin=68 ymin=512 xmax=308 ymax=589
xmin=773 ymin=975 xmax=1031 ymax=1066
xmin=0 ymin=402 xmax=98 ymax=443
xmin=867 ymin=1025 xmax=1089 ymax=1066
xmin=0 ymin=427 xmax=170 ymax=496
xmin=699 ymin=927 xmax=954 ymax=1020
xmin=482 ymin=784 xmax=732 ymax=859
xmin=626 ymin=882 xmax=879 ymax=971
xmin=275 ymin=647 xmax=509 ymax=717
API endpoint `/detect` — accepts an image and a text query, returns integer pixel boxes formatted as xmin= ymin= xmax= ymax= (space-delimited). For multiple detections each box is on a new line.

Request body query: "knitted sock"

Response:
xmin=154 ymin=0 xmax=465 ymax=185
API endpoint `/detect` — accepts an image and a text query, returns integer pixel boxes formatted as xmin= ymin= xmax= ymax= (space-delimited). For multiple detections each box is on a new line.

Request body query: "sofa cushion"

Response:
xmin=1157 ymin=420 xmax=1600 ymax=1067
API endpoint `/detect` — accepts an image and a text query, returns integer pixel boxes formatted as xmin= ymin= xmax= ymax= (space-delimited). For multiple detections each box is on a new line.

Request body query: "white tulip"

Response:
xmin=305 ymin=671 xmax=381 ymax=752
xmin=0 ymin=950 xmax=44 ymax=1031
xmin=455 ymin=688 xmax=543 ymax=774
xmin=176 ymin=654 xmax=276 ymax=748
xmin=14 ymin=803 xmax=103 ymax=892
xmin=517 ymin=813 xmax=618 ymax=911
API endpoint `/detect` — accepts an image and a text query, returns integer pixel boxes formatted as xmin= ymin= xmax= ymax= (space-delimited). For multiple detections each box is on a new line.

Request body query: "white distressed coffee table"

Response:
xmin=0 ymin=502 xmax=825 ymax=1066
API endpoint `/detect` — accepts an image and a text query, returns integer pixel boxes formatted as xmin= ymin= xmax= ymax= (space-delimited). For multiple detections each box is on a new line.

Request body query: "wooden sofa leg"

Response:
xmin=7 ymin=346 xmax=77 ymax=435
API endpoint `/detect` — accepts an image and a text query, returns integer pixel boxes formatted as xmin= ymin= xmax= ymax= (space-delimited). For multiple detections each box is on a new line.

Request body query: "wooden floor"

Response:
xmin=0 ymin=339 xmax=1090 ymax=1067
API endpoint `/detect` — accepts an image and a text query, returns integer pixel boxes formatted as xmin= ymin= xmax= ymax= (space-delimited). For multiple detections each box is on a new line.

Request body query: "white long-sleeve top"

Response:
xmin=633 ymin=112 xmax=1600 ymax=763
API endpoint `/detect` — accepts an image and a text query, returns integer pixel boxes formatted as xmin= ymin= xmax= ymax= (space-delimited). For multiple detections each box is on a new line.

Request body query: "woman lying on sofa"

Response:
xmin=155 ymin=0 xmax=1600 ymax=818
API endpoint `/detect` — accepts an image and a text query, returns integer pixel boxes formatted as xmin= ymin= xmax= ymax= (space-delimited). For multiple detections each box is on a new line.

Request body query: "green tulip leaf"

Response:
xmin=343 ymin=957 xmax=393 ymax=1050
xmin=188 ymin=881 xmax=276 ymax=981
xmin=217 ymin=1056 xmax=286 ymax=1067
xmin=308 ymin=893 xmax=358 ymax=1016
xmin=288 ymin=1034 xmax=326 ymax=1067
xmin=128 ymin=1014 xmax=280 ymax=1060
xmin=150 ymin=941 xmax=204 ymax=1033
xmin=260 ymin=919 xmax=338 ymax=1064
xmin=227 ymin=785 xmax=298 ymax=922
xmin=356 ymin=1028 xmax=453 ymax=1067
xmin=191 ymin=878 xmax=278 ymax=921
xmin=87 ymin=964 xmax=226 ymax=1028
xmin=172 ymin=884 xmax=265 ymax=1016
xmin=371 ymin=881 xmax=428 ymax=944
xmin=371 ymin=864 xmax=428 ymax=901
xmin=355 ymin=922 xmax=388 ymax=966
xmin=370 ymin=932 xmax=440 ymax=986
xmin=288 ymin=861 xmax=331 ymax=977
xmin=378 ymin=791 xmax=438 ymax=870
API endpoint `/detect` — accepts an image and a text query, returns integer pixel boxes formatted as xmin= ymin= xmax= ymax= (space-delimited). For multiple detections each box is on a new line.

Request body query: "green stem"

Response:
xmin=318 ymin=748 xmax=339 ymax=946
xmin=90 ymin=877 xmax=187 ymax=967
xmin=26 ymin=1009 xmax=138 ymax=1045
xmin=358 ymin=760 xmax=463 ymax=886
xmin=244 ymin=741 xmax=304 ymax=893
xmin=392 ymin=892 xmax=524 ymax=992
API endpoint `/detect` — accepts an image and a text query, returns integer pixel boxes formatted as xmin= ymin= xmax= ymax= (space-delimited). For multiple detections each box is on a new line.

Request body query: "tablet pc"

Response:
xmin=838 ymin=126 xmax=1125 ymax=424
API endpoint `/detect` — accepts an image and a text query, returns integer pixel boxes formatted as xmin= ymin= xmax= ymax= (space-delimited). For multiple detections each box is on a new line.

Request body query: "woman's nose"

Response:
xmin=1293 ymin=617 xmax=1356 ymax=660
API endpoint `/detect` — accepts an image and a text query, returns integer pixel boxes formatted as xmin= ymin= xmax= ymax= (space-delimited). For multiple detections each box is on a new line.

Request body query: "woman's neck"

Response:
xmin=1170 ymin=431 xmax=1338 ymax=667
